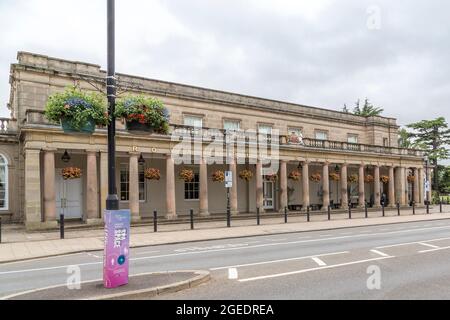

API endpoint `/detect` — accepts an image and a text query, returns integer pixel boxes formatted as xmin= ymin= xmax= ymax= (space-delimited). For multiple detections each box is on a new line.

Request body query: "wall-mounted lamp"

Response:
xmin=61 ymin=150 xmax=71 ymax=163
xmin=138 ymin=154 xmax=146 ymax=166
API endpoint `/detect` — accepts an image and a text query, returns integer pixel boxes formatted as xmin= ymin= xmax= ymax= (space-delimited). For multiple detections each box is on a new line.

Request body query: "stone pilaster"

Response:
xmin=358 ymin=164 xmax=365 ymax=208
xmin=374 ymin=165 xmax=381 ymax=208
xmin=413 ymin=168 xmax=420 ymax=204
xmin=165 ymin=155 xmax=177 ymax=219
xmin=418 ymin=168 xmax=425 ymax=205
xmin=86 ymin=151 xmax=100 ymax=224
xmin=302 ymin=161 xmax=310 ymax=209
xmin=199 ymin=158 xmax=209 ymax=216
xmin=129 ymin=152 xmax=140 ymax=221
xmin=43 ymin=149 xmax=56 ymax=223
xmin=279 ymin=160 xmax=288 ymax=212
xmin=322 ymin=162 xmax=330 ymax=209
xmin=340 ymin=163 xmax=348 ymax=208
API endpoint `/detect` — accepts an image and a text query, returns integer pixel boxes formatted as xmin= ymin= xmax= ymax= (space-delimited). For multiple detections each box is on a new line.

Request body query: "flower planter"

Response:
xmin=62 ymin=167 xmax=82 ymax=180
xmin=61 ymin=118 xmax=96 ymax=134
xmin=126 ymin=120 xmax=154 ymax=133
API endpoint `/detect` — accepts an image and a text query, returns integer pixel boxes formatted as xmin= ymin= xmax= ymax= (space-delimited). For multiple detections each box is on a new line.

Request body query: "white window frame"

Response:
xmin=223 ymin=119 xmax=241 ymax=131
xmin=315 ymin=130 xmax=328 ymax=141
xmin=258 ymin=124 xmax=273 ymax=134
xmin=183 ymin=115 xmax=203 ymax=128
xmin=0 ymin=154 xmax=8 ymax=211
xmin=184 ymin=172 xmax=200 ymax=201
xmin=119 ymin=163 xmax=146 ymax=203
xmin=347 ymin=134 xmax=359 ymax=144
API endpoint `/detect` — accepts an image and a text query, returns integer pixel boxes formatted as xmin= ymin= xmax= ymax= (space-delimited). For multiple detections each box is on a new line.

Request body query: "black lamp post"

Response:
xmin=425 ymin=156 xmax=429 ymax=206
xmin=106 ymin=0 xmax=119 ymax=211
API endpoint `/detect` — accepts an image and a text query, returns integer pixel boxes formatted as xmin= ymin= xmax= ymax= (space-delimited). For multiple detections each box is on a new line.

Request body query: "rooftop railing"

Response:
xmin=0 ymin=118 xmax=18 ymax=134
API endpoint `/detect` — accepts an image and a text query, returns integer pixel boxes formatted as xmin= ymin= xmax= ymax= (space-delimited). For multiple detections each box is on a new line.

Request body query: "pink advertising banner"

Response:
xmin=103 ymin=210 xmax=131 ymax=289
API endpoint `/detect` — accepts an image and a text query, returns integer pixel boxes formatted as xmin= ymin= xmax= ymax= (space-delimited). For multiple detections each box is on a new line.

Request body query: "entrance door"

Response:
xmin=263 ymin=181 xmax=274 ymax=210
xmin=56 ymin=174 xmax=83 ymax=220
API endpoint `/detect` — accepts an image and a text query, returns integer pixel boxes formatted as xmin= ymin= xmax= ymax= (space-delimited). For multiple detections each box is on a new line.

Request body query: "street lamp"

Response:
xmin=106 ymin=0 xmax=119 ymax=210
xmin=424 ymin=156 xmax=429 ymax=207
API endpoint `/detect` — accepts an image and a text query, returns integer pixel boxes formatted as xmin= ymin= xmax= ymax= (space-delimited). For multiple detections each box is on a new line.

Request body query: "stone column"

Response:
xmin=396 ymin=167 xmax=407 ymax=206
xmin=129 ymin=152 xmax=140 ymax=221
xmin=340 ymin=163 xmax=348 ymax=208
xmin=43 ymin=149 xmax=56 ymax=222
xmin=358 ymin=164 xmax=365 ymax=208
xmin=256 ymin=160 xmax=264 ymax=212
xmin=426 ymin=166 xmax=432 ymax=203
xmin=86 ymin=151 xmax=100 ymax=222
xmin=418 ymin=168 xmax=425 ymax=205
xmin=302 ymin=161 xmax=310 ymax=209
xmin=99 ymin=151 xmax=108 ymax=216
xmin=165 ymin=155 xmax=177 ymax=219
xmin=401 ymin=167 xmax=407 ymax=206
xmin=322 ymin=162 xmax=330 ymax=209
xmin=374 ymin=165 xmax=381 ymax=208
xmin=279 ymin=160 xmax=288 ymax=212
xmin=199 ymin=158 xmax=209 ymax=216
xmin=413 ymin=168 xmax=420 ymax=204
xmin=230 ymin=158 xmax=238 ymax=215
xmin=389 ymin=166 xmax=395 ymax=207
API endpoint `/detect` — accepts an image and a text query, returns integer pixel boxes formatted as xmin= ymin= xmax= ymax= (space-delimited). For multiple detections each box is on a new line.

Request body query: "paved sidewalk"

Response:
xmin=0 ymin=206 xmax=449 ymax=263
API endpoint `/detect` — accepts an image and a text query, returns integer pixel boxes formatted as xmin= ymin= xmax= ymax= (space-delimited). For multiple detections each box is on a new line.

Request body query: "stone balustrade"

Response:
xmin=0 ymin=118 xmax=18 ymax=133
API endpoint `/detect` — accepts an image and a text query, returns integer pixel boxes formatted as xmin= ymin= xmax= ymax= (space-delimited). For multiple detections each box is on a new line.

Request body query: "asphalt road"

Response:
xmin=1 ymin=218 xmax=450 ymax=299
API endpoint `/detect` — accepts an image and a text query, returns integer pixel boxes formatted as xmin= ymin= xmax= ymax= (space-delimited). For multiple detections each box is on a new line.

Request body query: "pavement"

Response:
xmin=2 ymin=216 xmax=450 ymax=299
xmin=0 ymin=206 xmax=449 ymax=263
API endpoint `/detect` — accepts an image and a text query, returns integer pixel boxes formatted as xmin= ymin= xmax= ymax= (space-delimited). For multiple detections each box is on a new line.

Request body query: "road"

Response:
xmin=1 ymin=218 xmax=450 ymax=299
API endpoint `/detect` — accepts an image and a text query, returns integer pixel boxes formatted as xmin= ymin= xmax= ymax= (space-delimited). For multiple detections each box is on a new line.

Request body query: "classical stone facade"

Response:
xmin=0 ymin=52 xmax=430 ymax=230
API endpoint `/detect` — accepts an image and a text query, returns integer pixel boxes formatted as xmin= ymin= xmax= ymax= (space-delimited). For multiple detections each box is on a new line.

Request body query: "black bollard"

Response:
xmin=365 ymin=203 xmax=368 ymax=219
xmin=397 ymin=202 xmax=401 ymax=216
xmin=153 ymin=210 xmax=157 ymax=232
xmin=427 ymin=201 xmax=430 ymax=214
xmin=440 ymin=200 xmax=443 ymax=213
xmin=307 ymin=206 xmax=310 ymax=222
xmin=257 ymin=207 xmax=260 ymax=226
xmin=284 ymin=207 xmax=288 ymax=224
xmin=382 ymin=203 xmax=385 ymax=217
xmin=190 ymin=209 xmax=194 ymax=230
xmin=59 ymin=214 xmax=65 ymax=239
xmin=413 ymin=201 xmax=416 ymax=215
xmin=328 ymin=205 xmax=331 ymax=221
xmin=227 ymin=207 xmax=231 ymax=228
xmin=348 ymin=203 xmax=352 ymax=219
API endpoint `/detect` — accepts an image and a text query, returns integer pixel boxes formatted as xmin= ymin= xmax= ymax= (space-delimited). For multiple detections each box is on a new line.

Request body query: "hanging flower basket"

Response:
xmin=364 ymin=174 xmax=374 ymax=183
xmin=179 ymin=169 xmax=195 ymax=182
xmin=44 ymin=86 xmax=108 ymax=135
xmin=288 ymin=170 xmax=302 ymax=181
xmin=380 ymin=175 xmax=390 ymax=184
xmin=310 ymin=173 xmax=321 ymax=182
xmin=265 ymin=174 xmax=278 ymax=182
xmin=212 ymin=170 xmax=225 ymax=182
xmin=239 ymin=169 xmax=253 ymax=181
xmin=329 ymin=172 xmax=340 ymax=181
xmin=144 ymin=168 xmax=161 ymax=180
xmin=62 ymin=167 xmax=82 ymax=180
xmin=348 ymin=174 xmax=358 ymax=184
xmin=407 ymin=175 xmax=416 ymax=183
xmin=115 ymin=95 xmax=170 ymax=134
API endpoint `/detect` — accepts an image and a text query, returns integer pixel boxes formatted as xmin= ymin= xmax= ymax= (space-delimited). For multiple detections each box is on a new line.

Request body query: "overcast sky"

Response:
xmin=1 ymin=0 xmax=449 ymax=130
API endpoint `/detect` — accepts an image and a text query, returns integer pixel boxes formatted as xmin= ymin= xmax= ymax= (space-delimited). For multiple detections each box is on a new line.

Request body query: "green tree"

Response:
xmin=406 ymin=117 xmax=450 ymax=190
xmin=437 ymin=165 xmax=450 ymax=194
xmin=398 ymin=128 xmax=413 ymax=148
xmin=347 ymin=98 xmax=384 ymax=117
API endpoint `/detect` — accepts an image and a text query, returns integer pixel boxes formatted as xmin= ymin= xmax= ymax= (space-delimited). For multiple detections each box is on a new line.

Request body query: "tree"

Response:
xmin=437 ymin=165 xmax=450 ymax=194
xmin=398 ymin=128 xmax=413 ymax=148
xmin=406 ymin=117 xmax=450 ymax=190
xmin=353 ymin=98 xmax=384 ymax=117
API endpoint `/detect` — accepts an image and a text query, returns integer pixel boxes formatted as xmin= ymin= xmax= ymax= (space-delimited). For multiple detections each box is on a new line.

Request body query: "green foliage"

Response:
xmin=44 ymin=86 xmax=108 ymax=130
xmin=115 ymin=95 xmax=170 ymax=134
xmin=437 ymin=165 xmax=450 ymax=194
xmin=398 ymin=128 xmax=413 ymax=148
xmin=353 ymin=98 xmax=384 ymax=117
xmin=432 ymin=191 xmax=441 ymax=205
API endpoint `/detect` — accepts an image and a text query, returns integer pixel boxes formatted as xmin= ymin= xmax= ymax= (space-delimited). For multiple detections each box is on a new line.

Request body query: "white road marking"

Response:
xmin=376 ymin=236 xmax=450 ymax=249
xmin=210 ymin=251 xmax=349 ymax=270
xmin=228 ymin=268 xmax=238 ymax=280
xmin=238 ymin=257 xmax=394 ymax=282
xmin=418 ymin=243 xmax=440 ymax=249
xmin=134 ymin=250 xmax=161 ymax=255
xmin=311 ymin=257 xmax=327 ymax=266
xmin=2 ymin=224 xmax=450 ymax=276
xmin=370 ymin=249 xmax=391 ymax=258
xmin=85 ymin=252 xmax=101 ymax=259
xmin=418 ymin=246 xmax=450 ymax=254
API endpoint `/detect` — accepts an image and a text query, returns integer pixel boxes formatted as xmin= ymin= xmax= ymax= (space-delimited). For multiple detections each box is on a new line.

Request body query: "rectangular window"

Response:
xmin=224 ymin=119 xmax=240 ymax=131
xmin=348 ymin=134 xmax=358 ymax=144
xmin=383 ymin=138 xmax=389 ymax=147
xmin=120 ymin=163 xmax=145 ymax=202
xmin=183 ymin=115 xmax=203 ymax=128
xmin=258 ymin=124 xmax=273 ymax=134
xmin=315 ymin=130 xmax=328 ymax=140
xmin=184 ymin=173 xmax=199 ymax=200
xmin=0 ymin=165 xmax=6 ymax=209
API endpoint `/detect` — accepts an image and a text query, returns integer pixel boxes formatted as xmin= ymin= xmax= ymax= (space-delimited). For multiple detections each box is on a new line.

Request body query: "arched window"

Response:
xmin=0 ymin=154 xmax=8 ymax=210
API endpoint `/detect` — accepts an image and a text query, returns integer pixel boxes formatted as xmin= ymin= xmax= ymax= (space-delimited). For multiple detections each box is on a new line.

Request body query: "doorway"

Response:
xmin=56 ymin=173 xmax=83 ymax=220
xmin=263 ymin=180 xmax=275 ymax=210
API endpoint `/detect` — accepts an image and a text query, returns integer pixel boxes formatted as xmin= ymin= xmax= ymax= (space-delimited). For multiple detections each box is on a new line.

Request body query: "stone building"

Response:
xmin=0 ymin=52 xmax=428 ymax=230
